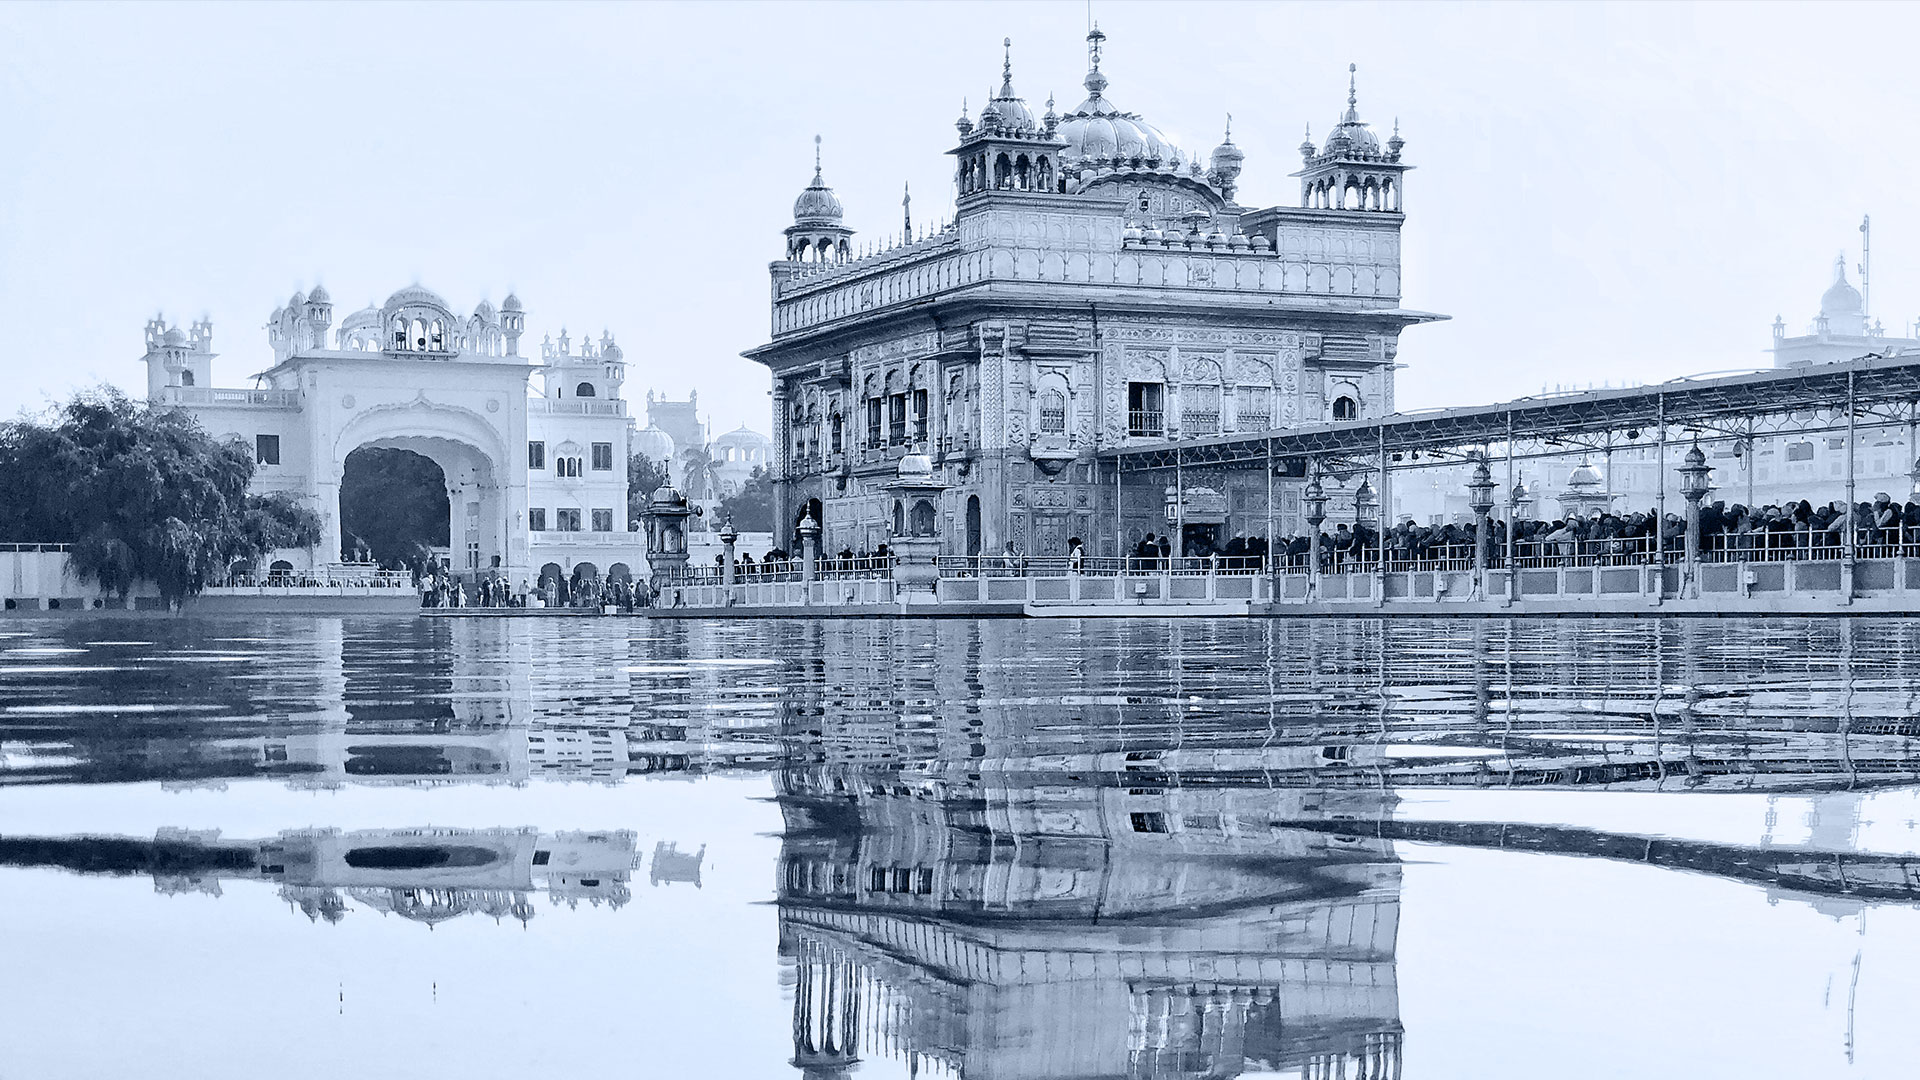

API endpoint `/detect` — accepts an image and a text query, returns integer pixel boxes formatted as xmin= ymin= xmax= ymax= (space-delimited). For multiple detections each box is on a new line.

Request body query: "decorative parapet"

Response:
xmin=155 ymin=386 xmax=302 ymax=409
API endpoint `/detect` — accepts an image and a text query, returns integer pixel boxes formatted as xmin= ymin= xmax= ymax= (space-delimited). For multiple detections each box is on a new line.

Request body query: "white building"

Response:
xmin=143 ymin=284 xmax=643 ymax=588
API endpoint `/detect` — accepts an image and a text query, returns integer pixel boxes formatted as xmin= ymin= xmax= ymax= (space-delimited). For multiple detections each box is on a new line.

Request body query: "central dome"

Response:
xmin=383 ymin=284 xmax=450 ymax=312
xmin=1055 ymin=30 xmax=1179 ymax=168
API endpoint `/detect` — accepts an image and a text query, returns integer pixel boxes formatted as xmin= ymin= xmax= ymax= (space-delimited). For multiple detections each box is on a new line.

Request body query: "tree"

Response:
xmin=0 ymin=388 xmax=322 ymax=602
xmin=339 ymin=446 xmax=450 ymax=568
xmin=627 ymin=451 xmax=669 ymax=528
xmin=677 ymin=444 xmax=723 ymax=501
xmin=719 ymin=465 xmax=775 ymax=532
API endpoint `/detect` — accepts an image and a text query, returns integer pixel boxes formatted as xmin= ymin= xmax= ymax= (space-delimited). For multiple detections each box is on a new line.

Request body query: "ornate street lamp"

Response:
xmin=1505 ymin=478 xmax=1529 ymax=586
xmin=1678 ymin=439 xmax=1713 ymax=597
xmin=1354 ymin=479 xmax=1377 ymax=566
xmin=1303 ymin=474 xmax=1328 ymax=593
xmin=718 ymin=516 xmax=740 ymax=588
xmin=1466 ymin=455 xmax=1496 ymax=596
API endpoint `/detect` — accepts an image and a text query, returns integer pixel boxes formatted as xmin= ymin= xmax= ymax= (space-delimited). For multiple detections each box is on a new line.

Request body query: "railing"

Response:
xmin=0 ymin=543 xmax=69 ymax=552
xmin=160 ymin=387 xmax=301 ymax=408
xmin=935 ymin=555 xmax=1271 ymax=577
xmin=219 ymin=567 xmax=413 ymax=589
xmin=1128 ymin=410 xmax=1165 ymax=437
xmin=1183 ymin=410 xmax=1221 ymax=436
xmin=1510 ymin=535 xmax=1662 ymax=569
xmin=528 ymin=399 xmax=627 ymax=416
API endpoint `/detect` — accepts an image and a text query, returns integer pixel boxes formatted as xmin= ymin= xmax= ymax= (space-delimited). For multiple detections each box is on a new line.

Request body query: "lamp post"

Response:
xmin=1678 ymin=439 xmax=1713 ymax=599
xmin=1303 ymin=474 xmax=1328 ymax=599
xmin=797 ymin=509 xmax=822 ymax=592
xmin=1355 ymin=479 xmax=1376 ymax=566
xmin=1505 ymin=479 xmax=1528 ymax=604
xmin=719 ymin=517 xmax=739 ymax=588
xmin=1466 ymin=455 xmax=1496 ymax=599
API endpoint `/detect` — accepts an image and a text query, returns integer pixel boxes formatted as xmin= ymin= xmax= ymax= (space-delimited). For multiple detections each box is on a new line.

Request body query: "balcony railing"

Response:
xmin=528 ymin=399 xmax=627 ymax=416
xmin=159 ymin=387 xmax=301 ymax=408
xmin=1128 ymin=410 xmax=1164 ymax=437
xmin=1183 ymin=410 xmax=1221 ymax=436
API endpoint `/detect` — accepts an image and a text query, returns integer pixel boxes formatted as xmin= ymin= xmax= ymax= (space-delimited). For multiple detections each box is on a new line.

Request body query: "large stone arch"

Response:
xmin=329 ymin=398 xmax=516 ymax=579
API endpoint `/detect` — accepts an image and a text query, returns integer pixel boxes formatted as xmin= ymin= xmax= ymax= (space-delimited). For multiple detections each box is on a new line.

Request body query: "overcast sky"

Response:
xmin=2 ymin=0 xmax=1917 ymax=435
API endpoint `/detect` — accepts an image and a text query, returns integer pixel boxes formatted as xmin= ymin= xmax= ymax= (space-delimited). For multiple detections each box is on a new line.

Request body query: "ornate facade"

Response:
xmin=144 ymin=285 xmax=641 ymax=586
xmin=749 ymin=31 xmax=1441 ymax=557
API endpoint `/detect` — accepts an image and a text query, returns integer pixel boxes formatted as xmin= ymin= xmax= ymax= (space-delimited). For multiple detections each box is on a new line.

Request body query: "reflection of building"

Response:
xmin=778 ymin=776 xmax=1404 ymax=1079
xmin=142 ymin=286 xmax=641 ymax=583
xmin=753 ymin=29 xmax=1439 ymax=558
xmin=20 ymin=827 xmax=640 ymax=927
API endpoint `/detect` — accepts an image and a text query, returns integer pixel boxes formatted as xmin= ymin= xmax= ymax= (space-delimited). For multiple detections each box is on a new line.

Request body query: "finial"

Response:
xmin=1003 ymin=37 xmax=1013 ymax=86
xmin=812 ymin=134 xmax=822 ymax=179
xmin=1224 ymin=112 xmax=1233 ymax=141
xmin=1348 ymin=62 xmax=1357 ymax=108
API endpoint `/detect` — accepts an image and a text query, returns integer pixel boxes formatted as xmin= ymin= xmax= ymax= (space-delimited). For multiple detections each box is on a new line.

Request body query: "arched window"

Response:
xmin=1333 ymin=395 xmax=1359 ymax=421
xmin=180 ymin=369 xmax=195 ymax=387
xmin=411 ymin=318 xmax=427 ymax=351
xmin=1037 ymin=389 xmax=1067 ymax=434
xmin=910 ymin=499 xmax=936 ymax=537
xmin=575 ymin=382 xmax=597 ymax=398
xmin=892 ymin=500 xmax=905 ymax=536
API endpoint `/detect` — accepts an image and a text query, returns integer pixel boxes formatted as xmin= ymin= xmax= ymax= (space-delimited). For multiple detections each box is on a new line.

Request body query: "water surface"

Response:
xmin=3 ymin=615 xmax=1918 ymax=1078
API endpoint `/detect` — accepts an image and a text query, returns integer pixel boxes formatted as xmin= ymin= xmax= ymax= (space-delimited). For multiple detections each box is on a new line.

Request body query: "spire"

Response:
xmin=1344 ymin=63 xmax=1360 ymax=123
xmin=1224 ymin=112 xmax=1233 ymax=143
xmin=812 ymin=134 xmax=823 ymax=182
xmin=1000 ymin=37 xmax=1014 ymax=96
xmin=1084 ymin=24 xmax=1109 ymax=97
xmin=902 ymin=182 xmax=911 ymax=238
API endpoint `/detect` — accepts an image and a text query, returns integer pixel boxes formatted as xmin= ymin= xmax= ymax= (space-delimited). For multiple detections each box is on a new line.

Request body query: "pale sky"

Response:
xmin=3 ymin=0 xmax=1917 ymax=436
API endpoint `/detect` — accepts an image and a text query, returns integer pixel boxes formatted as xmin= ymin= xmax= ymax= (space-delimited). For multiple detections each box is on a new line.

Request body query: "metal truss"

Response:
xmin=1104 ymin=353 xmax=1920 ymax=474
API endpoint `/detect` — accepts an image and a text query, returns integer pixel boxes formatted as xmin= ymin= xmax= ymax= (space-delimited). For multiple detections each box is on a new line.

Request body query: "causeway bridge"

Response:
xmin=639 ymin=354 xmax=1920 ymax=617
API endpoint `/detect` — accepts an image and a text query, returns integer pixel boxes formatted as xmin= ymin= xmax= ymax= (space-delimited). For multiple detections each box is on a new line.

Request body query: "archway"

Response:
xmin=334 ymin=402 xmax=509 ymax=584
xmin=340 ymin=447 xmax=450 ymax=571
xmin=965 ymin=495 xmax=982 ymax=556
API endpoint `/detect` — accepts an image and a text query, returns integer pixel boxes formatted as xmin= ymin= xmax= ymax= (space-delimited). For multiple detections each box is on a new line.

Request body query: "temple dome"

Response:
xmin=634 ymin=425 xmax=676 ymax=462
xmin=1566 ymin=463 xmax=1604 ymax=488
xmin=384 ymin=284 xmax=449 ymax=311
xmin=307 ymin=284 xmax=330 ymax=303
xmin=162 ymin=327 xmax=187 ymax=346
xmin=1055 ymin=37 xmax=1178 ymax=168
xmin=793 ymin=136 xmax=844 ymax=225
xmin=1821 ymin=257 xmax=1863 ymax=318
xmin=1320 ymin=65 xmax=1382 ymax=158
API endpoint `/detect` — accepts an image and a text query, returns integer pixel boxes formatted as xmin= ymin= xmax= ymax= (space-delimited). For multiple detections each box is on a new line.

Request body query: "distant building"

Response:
xmin=142 ymin=285 xmax=642 ymax=587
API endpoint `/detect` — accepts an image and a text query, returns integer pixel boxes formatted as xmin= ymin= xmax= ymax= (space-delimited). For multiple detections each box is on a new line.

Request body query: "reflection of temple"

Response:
xmin=778 ymin=774 xmax=1403 ymax=1079
xmin=5 ymin=827 xmax=640 ymax=927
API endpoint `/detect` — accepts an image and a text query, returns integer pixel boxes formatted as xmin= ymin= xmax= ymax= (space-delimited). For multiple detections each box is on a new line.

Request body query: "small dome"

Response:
xmin=634 ymin=425 xmax=676 ymax=461
xmin=161 ymin=327 xmax=187 ymax=347
xmin=1321 ymin=65 xmax=1381 ymax=157
xmin=501 ymin=293 xmax=523 ymax=313
xmin=1567 ymin=463 xmax=1605 ymax=488
xmin=603 ymin=341 xmax=623 ymax=361
xmin=474 ymin=299 xmax=496 ymax=319
xmin=383 ymin=284 xmax=450 ymax=312
xmin=289 ymin=290 xmax=306 ymax=308
xmin=648 ymin=485 xmax=689 ymax=512
xmin=896 ymin=453 xmax=934 ymax=478
xmin=307 ymin=284 xmax=330 ymax=304
xmin=1821 ymin=257 xmax=1863 ymax=318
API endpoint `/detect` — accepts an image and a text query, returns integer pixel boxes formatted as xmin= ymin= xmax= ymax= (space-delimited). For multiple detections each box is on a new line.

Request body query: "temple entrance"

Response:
xmin=340 ymin=447 xmax=449 ymax=570
xmin=1181 ymin=522 xmax=1222 ymax=557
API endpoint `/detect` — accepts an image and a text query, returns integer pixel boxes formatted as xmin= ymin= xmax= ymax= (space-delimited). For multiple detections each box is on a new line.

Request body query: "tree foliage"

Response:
xmin=719 ymin=465 xmax=775 ymax=532
xmin=0 ymin=388 xmax=323 ymax=602
xmin=339 ymin=446 xmax=449 ymax=568
xmin=627 ymin=451 xmax=670 ymax=527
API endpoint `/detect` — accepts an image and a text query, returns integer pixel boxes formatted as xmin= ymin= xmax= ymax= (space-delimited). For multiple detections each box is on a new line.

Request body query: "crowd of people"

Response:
xmin=414 ymin=558 xmax=660 ymax=611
